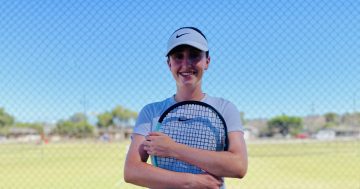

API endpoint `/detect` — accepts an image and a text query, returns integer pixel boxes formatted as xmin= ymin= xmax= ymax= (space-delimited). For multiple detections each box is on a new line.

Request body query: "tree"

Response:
xmin=53 ymin=113 xmax=94 ymax=138
xmin=69 ymin=113 xmax=87 ymax=123
xmin=15 ymin=122 xmax=44 ymax=134
xmin=240 ymin=112 xmax=246 ymax=125
xmin=341 ymin=112 xmax=360 ymax=127
xmin=112 ymin=105 xmax=138 ymax=127
xmin=267 ymin=115 xmax=303 ymax=137
xmin=0 ymin=108 xmax=15 ymax=127
xmin=324 ymin=112 xmax=339 ymax=128
xmin=97 ymin=111 xmax=113 ymax=128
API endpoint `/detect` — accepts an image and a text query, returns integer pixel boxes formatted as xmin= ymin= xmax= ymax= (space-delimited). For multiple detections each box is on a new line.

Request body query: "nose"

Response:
xmin=183 ymin=57 xmax=193 ymax=66
xmin=178 ymin=56 xmax=196 ymax=66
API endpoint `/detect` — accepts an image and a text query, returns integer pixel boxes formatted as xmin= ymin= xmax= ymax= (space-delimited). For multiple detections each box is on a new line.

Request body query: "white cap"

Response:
xmin=166 ymin=27 xmax=208 ymax=56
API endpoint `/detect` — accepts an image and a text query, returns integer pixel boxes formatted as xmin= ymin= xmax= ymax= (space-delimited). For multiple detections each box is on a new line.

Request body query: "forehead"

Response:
xmin=168 ymin=45 xmax=203 ymax=55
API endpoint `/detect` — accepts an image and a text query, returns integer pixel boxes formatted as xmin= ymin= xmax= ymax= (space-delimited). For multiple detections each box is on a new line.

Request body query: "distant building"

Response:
xmin=243 ymin=125 xmax=259 ymax=140
xmin=315 ymin=129 xmax=336 ymax=140
xmin=8 ymin=127 xmax=41 ymax=142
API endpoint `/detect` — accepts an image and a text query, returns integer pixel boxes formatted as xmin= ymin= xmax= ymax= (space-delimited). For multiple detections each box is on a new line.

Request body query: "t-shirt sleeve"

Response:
xmin=223 ymin=102 xmax=244 ymax=133
xmin=133 ymin=105 xmax=152 ymax=136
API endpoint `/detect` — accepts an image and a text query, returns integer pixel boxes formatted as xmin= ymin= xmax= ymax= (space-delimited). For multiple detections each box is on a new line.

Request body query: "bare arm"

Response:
xmin=124 ymin=134 xmax=223 ymax=189
xmin=144 ymin=131 xmax=248 ymax=178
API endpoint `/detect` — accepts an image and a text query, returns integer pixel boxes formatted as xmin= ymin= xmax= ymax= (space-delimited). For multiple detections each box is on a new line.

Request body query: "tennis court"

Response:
xmin=1 ymin=139 xmax=359 ymax=189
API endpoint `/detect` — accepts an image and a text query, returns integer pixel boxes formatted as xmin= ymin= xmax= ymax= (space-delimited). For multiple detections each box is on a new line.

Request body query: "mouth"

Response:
xmin=178 ymin=70 xmax=197 ymax=77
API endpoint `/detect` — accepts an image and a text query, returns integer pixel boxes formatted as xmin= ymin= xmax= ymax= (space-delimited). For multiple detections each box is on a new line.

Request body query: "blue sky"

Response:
xmin=0 ymin=0 xmax=359 ymax=123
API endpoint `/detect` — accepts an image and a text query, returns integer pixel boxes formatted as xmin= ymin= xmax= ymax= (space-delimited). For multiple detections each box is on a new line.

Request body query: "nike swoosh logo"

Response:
xmin=178 ymin=117 xmax=191 ymax=122
xmin=176 ymin=33 xmax=190 ymax=38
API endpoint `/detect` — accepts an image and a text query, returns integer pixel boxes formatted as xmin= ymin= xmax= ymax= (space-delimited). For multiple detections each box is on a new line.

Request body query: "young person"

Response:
xmin=124 ymin=27 xmax=248 ymax=189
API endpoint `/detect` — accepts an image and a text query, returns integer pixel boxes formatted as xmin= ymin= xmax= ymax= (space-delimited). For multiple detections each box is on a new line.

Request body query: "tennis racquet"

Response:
xmin=151 ymin=101 xmax=228 ymax=174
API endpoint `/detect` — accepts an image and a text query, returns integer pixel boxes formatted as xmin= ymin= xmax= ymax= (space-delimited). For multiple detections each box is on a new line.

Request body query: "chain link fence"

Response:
xmin=1 ymin=0 xmax=360 ymax=188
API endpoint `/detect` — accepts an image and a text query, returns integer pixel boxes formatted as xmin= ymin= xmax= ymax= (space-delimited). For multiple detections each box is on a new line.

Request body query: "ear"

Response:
xmin=167 ymin=58 xmax=171 ymax=70
xmin=204 ymin=56 xmax=210 ymax=70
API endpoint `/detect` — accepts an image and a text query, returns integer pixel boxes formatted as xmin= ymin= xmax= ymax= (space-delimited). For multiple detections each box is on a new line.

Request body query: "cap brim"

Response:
xmin=166 ymin=41 xmax=209 ymax=56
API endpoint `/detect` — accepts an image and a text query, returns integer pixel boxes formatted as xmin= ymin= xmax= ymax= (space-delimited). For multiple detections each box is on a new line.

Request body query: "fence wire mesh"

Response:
xmin=1 ymin=0 xmax=360 ymax=189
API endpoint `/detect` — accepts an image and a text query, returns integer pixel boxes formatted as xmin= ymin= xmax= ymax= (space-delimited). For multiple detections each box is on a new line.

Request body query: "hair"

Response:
xmin=168 ymin=27 xmax=210 ymax=58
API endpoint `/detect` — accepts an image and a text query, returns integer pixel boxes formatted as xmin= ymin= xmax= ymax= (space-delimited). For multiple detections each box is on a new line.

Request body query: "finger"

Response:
xmin=208 ymin=176 xmax=222 ymax=187
xmin=145 ymin=135 xmax=151 ymax=141
xmin=148 ymin=132 xmax=164 ymax=136
xmin=147 ymin=150 xmax=156 ymax=156
xmin=145 ymin=135 xmax=159 ymax=141
xmin=142 ymin=140 xmax=151 ymax=146
xmin=204 ymin=173 xmax=223 ymax=184
xmin=207 ymin=173 xmax=222 ymax=180
xmin=143 ymin=145 xmax=149 ymax=151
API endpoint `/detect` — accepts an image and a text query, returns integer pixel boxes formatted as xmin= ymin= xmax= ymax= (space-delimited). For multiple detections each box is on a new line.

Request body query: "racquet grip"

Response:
xmin=151 ymin=122 xmax=162 ymax=167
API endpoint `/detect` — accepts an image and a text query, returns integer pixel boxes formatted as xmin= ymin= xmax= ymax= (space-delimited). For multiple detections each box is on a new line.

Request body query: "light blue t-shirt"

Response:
xmin=133 ymin=94 xmax=244 ymax=136
xmin=134 ymin=94 xmax=242 ymax=189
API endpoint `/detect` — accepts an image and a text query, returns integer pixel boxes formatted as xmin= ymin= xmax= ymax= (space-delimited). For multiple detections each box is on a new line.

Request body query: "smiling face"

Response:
xmin=167 ymin=45 xmax=210 ymax=90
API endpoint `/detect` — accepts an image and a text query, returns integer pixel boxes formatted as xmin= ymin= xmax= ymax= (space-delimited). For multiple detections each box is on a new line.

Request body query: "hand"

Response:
xmin=189 ymin=173 xmax=223 ymax=189
xmin=143 ymin=132 xmax=177 ymax=157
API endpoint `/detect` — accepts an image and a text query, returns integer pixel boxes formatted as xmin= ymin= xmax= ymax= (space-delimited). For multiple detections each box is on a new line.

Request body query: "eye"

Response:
xmin=189 ymin=53 xmax=200 ymax=59
xmin=189 ymin=52 xmax=203 ymax=61
xmin=172 ymin=53 xmax=184 ymax=61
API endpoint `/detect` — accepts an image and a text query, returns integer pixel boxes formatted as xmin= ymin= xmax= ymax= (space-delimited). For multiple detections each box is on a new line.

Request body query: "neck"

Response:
xmin=175 ymin=86 xmax=204 ymax=102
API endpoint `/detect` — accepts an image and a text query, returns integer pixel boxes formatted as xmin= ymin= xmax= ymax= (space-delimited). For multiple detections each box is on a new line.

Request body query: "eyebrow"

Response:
xmin=171 ymin=44 xmax=203 ymax=52
xmin=171 ymin=48 xmax=202 ymax=54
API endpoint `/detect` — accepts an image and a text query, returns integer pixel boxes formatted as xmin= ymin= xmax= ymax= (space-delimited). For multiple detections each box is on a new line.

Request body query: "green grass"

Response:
xmin=0 ymin=139 xmax=359 ymax=189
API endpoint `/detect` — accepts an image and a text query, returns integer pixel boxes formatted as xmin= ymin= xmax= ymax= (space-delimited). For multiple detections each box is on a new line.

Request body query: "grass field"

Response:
xmin=0 ymin=139 xmax=359 ymax=189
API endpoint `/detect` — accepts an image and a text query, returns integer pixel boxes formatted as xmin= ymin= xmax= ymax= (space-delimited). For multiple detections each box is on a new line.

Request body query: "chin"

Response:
xmin=181 ymin=80 xmax=199 ymax=88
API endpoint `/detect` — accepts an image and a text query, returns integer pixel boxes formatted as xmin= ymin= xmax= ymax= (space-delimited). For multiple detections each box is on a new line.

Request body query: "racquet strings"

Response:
xmin=156 ymin=103 xmax=226 ymax=174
